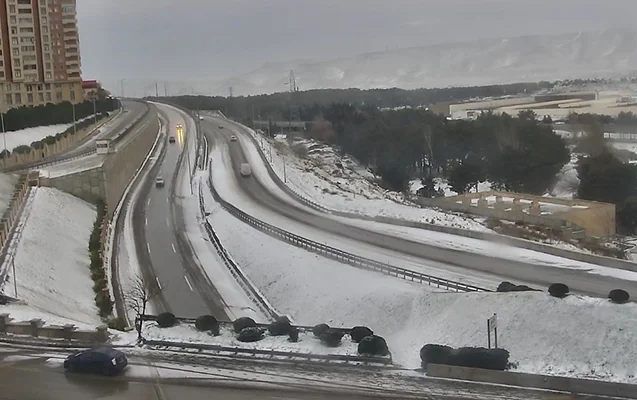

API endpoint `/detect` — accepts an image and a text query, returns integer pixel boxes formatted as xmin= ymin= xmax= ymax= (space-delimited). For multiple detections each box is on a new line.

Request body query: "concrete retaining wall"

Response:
xmin=427 ymin=363 xmax=637 ymax=399
xmin=103 ymin=115 xmax=159 ymax=218
xmin=0 ymin=313 xmax=108 ymax=343
xmin=0 ymin=173 xmax=35 ymax=257
xmin=40 ymin=167 xmax=106 ymax=205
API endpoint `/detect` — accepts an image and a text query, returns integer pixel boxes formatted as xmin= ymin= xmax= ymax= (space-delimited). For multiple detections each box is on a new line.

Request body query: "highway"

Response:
xmin=202 ymin=116 xmax=637 ymax=298
xmin=136 ymin=104 xmax=228 ymax=319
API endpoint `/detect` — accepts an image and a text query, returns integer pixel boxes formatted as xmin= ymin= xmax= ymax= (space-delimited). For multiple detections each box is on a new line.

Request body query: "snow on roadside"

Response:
xmin=0 ymin=173 xmax=17 ymax=216
xmin=4 ymin=187 xmax=100 ymax=326
xmin=143 ymin=322 xmax=363 ymax=357
xmin=238 ymin=128 xmax=488 ymax=231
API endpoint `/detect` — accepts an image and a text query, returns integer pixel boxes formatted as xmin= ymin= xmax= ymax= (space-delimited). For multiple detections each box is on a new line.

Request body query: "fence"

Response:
xmin=0 ymin=173 xmax=34 ymax=276
xmin=231 ymin=119 xmax=637 ymax=273
xmin=426 ymin=363 xmax=637 ymax=399
xmin=205 ymin=165 xmax=488 ymax=293
xmin=0 ymin=313 xmax=109 ymax=343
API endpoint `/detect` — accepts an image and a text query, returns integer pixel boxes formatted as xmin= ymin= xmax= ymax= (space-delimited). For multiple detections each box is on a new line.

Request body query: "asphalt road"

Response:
xmin=60 ymin=100 xmax=148 ymax=157
xmin=139 ymin=106 xmax=228 ymax=319
xmin=203 ymin=117 xmax=637 ymax=298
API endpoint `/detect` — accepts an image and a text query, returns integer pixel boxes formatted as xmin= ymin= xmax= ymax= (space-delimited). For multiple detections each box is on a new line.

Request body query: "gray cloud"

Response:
xmin=77 ymin=0 xmax=637 ymax=95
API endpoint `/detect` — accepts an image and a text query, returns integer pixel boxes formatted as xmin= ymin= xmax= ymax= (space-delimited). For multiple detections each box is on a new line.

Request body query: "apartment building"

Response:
xmin=0 ymin=0 xmax=83 ymax=111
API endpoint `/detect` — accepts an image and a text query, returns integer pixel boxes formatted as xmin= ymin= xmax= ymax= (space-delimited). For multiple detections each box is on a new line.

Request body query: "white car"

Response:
xmin=199 ymin=116 xmax=204 ymax=121
xmin=155 ymin=176 xmax=165 ymax=187
xmin=230 ymin=135 xmax=237 ymax=141
xmin=240 ymin=163 xmax=252 ymax=176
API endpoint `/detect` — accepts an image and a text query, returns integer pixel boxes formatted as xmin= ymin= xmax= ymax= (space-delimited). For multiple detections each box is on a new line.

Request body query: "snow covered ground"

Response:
xmin=143 ymin=321 xmax=365 ymax=358
xmin=238 ymin=127 xmax=488 ymax=231
xmin=1 ymin=123 xmax=74 ymax=153
xmin=0 ymin=173 xmax=17 ymax=216
xmin=1 ymin=187 xmax=100 ymax=326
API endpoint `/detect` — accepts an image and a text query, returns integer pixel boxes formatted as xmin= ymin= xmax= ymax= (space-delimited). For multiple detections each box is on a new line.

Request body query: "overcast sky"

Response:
xmin=78 ymin=0 xmax=637 ymax=89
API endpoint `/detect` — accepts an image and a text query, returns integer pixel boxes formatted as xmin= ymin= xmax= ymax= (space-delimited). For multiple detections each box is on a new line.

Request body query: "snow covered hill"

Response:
xmin=219 ymin=28 xmax=637 ymax=95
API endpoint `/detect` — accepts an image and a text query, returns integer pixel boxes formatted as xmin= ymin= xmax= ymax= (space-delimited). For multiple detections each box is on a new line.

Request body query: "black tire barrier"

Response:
xmin=548 ymin=283 xmax=570 ymax=298
xmin=233 ymin=317 xmax=257 ymax=333
xmin=156 ymin=312 xmax=177 ymax=328
xmin=357 ymin=335 xmax=389 ymax=356
xmin=350 ymin=326 xmax=374 ymax=343
xmin=609 ymin=289 xmax=630 ymax=304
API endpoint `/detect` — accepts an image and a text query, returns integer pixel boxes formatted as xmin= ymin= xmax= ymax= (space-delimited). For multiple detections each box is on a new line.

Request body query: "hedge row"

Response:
xmin=0 ymin=98 xmax=119 ymax=159
xmin=88 ymin=199 xmax=113 ymax=318
xmin=420 ymin=344 xmax=510 ymax=371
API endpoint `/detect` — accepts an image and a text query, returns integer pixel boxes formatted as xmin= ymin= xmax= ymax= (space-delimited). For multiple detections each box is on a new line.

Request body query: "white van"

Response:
xmin=240 ymin=163 xmax=252 ymax=177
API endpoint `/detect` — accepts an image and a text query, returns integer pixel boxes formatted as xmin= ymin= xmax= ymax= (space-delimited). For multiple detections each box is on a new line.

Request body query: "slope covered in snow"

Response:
xmin=220 ymin=28 xmax=637 ymax=95
xmin=3 ymin=187 xmax=99 ymax=326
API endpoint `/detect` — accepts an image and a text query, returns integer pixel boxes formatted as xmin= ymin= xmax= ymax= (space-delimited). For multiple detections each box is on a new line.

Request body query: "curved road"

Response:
xmin=202 ymin=117 xmax=637 ymax=298
xmin=137 ymin=105 xmax=228 ymax=319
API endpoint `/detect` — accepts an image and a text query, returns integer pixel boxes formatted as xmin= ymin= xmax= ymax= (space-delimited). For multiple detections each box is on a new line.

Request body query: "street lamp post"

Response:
xmin=72 ymin=102 xmax=77 ymax=135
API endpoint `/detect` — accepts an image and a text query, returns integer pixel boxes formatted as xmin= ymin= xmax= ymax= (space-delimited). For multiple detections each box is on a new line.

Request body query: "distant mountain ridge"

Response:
xmin=217 ymin=29 xmax=637 ymax=96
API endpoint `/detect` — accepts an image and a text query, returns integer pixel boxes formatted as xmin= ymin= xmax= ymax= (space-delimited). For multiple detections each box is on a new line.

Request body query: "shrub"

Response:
xmin=237 ymin=327 xmax=265 ymax=342
xmin=453 ymin=347 xmax=510 ymax=371
xmin=156 ymin=312 xmax=177 ymax=328
xmin=90 ymin=267 xmax=105 ymax=281
xmin=496 ymin=281 xmax=516 ymax=292
xmin=195 ymin=315 xmax=219 ymax=331
xmin=319 ymin=329 xmax=344 ymax=347
xmin=420 ymin=345 xmax=509 ymax=371
xmin=420 ymin=344 xmax=453 ymax=368
xmin=107 ymin=317 xmax=128 ymax=331
xmin=313 ymin=323 xmax=330 ymax=337
xmin=288 ymin=326 xmax=299 ymax=342
xmin=350 ymin=326 xmax=374 ymax=343
xmin=609 ymin=289 xmax=630 ymax=304
xmin=233 ymin=317 xmax=257 ymax=333
xmin=548 ymin=283 xmax=570 ymax=298
xmin=95 ymin=292 xmax=113 ymax=318
xmin=357 ymin=335 xmax=389 ymax=356
xmin=92 ymin=278 xmax=106 ymax=294
xmin=267 ymin=316 xmax=291 ymax=336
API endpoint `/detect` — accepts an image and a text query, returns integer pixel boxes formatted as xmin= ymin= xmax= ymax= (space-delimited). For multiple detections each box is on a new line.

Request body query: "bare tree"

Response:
xmin=126 ymin=274 xmax=161 ymax=341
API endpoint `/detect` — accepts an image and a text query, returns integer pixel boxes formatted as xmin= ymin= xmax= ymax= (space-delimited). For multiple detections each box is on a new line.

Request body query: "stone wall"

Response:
xmin=0 ymin=313 xmax=109 ymax=343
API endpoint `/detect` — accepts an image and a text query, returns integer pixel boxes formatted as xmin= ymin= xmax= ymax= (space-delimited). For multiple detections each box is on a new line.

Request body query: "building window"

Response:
xmin=15 ymin=93 xmax=21 ymax=104
xmin=14 ymin=70 xmax=21 ymax=77
xmin=45 ymin=72 xmax=51 ymax=79
xmin=45 ymin=83 xmax=50 ymax=89
xmin=46 ymin=92 xmax=51 ymax=101
xmin=11 ymin=38 xmax=18 ymax=45
xmin=13 ymin=83 xmax=20 ymax=91
xmin=56 ymin=92 xmax=62 ymax=101
xmin=9 ymin=5 xmax=16 ymax=13
xmin=45 ymin=62 xmax=51 ymax=69
xmin=43 ymin=44 xmax=49 ymax=51
xmin=38 ymin=93 xmax=44 ymax=102
xmin=12 ymin=48 xmax=19 ymax=56
xmin=9 ymin=16 xmax=16 ymax=24
xmin=44 ymin=53 xmax=50 ymax=60
xmin=0 ymin=72 xmax=4 ymax=78
xmin=55 ymin=83 xmax=61 ymax=88
xmin=27 ymin=93 xmax=33 ymax=103
xmin=42 ymin=26 xmax=48 ymax=33
xmin=13 ymin=59 xmax=20 ymax=67
xmin=43 ymin=35 xmax=49 ymax=42
xmin=70 ymin=90 xmax=75 ymax=100
xmin=37 ymin=84 xmax=42 ymax=90
xmin=26 ymin=84 xmax=32 ymax=92
xmin=5 ymin=94 xmax=12 ymax=105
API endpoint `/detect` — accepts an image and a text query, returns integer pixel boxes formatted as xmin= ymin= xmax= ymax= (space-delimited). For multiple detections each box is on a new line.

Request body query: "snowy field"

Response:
xmin=2 ymin=123 xmax=74 ymax=152
xmin=2 ymin=187 xmax=100 ymax=326
xmin=237 ymin=127 xmax=488 ymax=231
xmin=0 ymin=173 xmax=17 ymax=216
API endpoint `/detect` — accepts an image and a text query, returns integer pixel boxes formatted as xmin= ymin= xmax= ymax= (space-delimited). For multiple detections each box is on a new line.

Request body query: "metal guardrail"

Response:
xmin=205 ymin=164 xmax=489 ymax=293
xmin=141 ymin=339 xmax=392 ymax=366
xmin=197 ymin=136 xmax=281 ymax=321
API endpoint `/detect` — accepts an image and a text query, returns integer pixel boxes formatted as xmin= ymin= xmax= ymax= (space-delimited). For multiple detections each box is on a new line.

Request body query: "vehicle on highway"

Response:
xmin=155 ymin=176 xmax=165 ymax=187
xmin=63 ymin=347 xmax=128 ymax=376
xmin=199 ymin=116 xmax=204 ymax=120
xmin=169 ymin=135 xmax=176 ymax=143
xmin=230 ymin=135 xmax=237 ymax=141
xmin=218 ymin=126 xmax=224 ymax=129
xmin=240 ymin=163 xmax=252 ymax=176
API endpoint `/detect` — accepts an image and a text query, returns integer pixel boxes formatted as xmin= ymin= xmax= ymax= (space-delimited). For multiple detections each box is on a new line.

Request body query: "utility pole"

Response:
xmin=11 ymin=255 xmax=17 ymax=298
xmin=164 ymin=81 xmax=168 ymax=97
xmin=155 ymin=82 xmax=159 ymax=97
xmin=72 ymin=102 xmax=77 ymax=135
xmin=228 ymin=86 xmax=233 ymax=98
xmin=120 ymin=79 xmax=125 ymax=98
xmin=0 ymin=84 xmax=7 ymax=164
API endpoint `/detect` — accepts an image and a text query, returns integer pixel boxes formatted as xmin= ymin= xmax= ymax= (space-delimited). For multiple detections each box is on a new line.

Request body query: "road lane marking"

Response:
xmin=147 ymin=198 xmax=150 ymax=205
xmin=145 ymin=218 xmax=148 ymax=226
xmin=166 ymin=197 xmax=169 ymax=203
xmin=166 ymin=218 xmax=170 ymax=227
xmin=156 ymin=277 xmax=162 ymax=290
xmin=171 ymin=243 xmax=176 ymax=253
xmin=147 ymin=243 xmax=151 ymax=253
xmin=184 ymin=276 xmax=194 ymax=291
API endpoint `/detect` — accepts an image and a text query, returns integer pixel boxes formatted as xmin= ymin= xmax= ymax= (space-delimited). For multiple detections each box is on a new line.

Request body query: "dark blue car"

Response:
xmin=63 ymin=347 xmax=128 ymax=376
